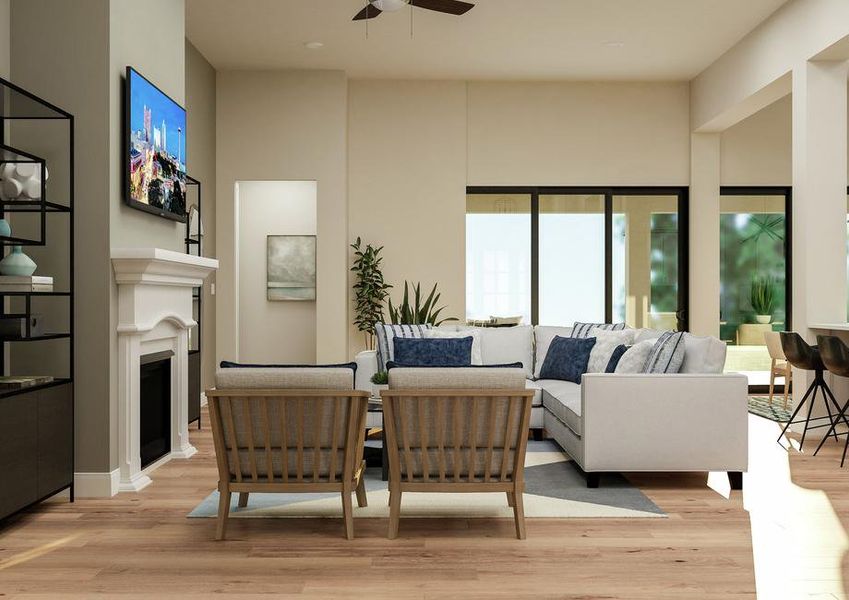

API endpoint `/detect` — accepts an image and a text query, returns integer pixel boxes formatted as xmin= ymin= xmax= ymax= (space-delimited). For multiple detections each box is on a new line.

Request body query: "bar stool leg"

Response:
xmin=814 ymin=395 xmax=849 ymax=457
xmin=777 ymin=380 xmax=817 ymax=443
xmin=799 ymin=386 xmax=819 ymax=450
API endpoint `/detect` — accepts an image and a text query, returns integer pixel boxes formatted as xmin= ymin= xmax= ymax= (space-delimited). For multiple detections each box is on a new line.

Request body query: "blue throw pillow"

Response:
xmin=220 ymin=361 xmax=357 ymax=373
xmin=604 ymin=345 xmax=629 ymax=373
xmin=386 ymin=361 xmax=522 ymax=370
xmin=392 ymin=336 xmax=473 ymax=367
xmin=538 ymin=336 xmax=595 ymax=383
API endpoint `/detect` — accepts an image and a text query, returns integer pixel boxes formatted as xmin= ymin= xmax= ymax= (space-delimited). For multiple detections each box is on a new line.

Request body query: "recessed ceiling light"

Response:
xmin=603 ymin=41 xmax=625 ymax=48
xmin=304 ymin=41 xmax=324 ymax=50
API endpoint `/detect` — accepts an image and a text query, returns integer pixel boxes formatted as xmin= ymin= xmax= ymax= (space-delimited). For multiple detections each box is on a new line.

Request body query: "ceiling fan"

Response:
xmin=353 ymin=0 xmax=475 ymax=21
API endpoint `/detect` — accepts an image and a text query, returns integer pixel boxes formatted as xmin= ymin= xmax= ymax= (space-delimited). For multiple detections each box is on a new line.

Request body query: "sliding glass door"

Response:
xmin=719 ymin=187 xmax=790 ymax=388
xmin=466 ymin=187 xmax=688 ymax=328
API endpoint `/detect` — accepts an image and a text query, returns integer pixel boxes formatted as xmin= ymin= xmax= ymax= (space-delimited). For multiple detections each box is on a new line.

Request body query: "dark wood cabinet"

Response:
xmin=0 ymin=382 xmax=73 ymax=520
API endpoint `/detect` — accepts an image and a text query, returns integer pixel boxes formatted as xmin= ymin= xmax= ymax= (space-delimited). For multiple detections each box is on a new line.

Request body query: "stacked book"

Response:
xmin=0 ymin=275 xmax=53 ymax=292
xmin=0 ymin=375 xmax=54 ymax=391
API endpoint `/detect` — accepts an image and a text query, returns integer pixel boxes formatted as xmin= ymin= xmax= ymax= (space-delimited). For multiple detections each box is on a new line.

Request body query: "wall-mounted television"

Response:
xmin=125 ymin=66 xmax=187 ymax=222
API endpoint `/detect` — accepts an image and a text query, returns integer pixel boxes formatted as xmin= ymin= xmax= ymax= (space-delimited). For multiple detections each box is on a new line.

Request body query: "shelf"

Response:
xmin=0 ymin=201 xmax=71 ymax=213
xmin=0 ymin=77 xmax=72 ymax=120
xmin=0 ymin=291 xmax=70 ymax=296
xmin=0 ymin=333 xmax=70 ymax=342
xmin=0 ymin=378 xmax=71 ymax=400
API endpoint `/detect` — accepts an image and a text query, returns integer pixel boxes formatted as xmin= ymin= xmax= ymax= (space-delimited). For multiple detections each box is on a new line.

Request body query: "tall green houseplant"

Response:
xmin=350 ymin=237 xmax=392 ymax=350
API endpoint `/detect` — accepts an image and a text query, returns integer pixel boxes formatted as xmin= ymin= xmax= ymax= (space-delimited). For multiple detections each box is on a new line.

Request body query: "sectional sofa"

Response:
xmin=355 ymin=324 xmax=748 ymax=488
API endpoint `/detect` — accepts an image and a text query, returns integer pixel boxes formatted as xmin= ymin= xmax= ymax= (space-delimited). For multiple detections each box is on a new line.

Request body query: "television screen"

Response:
xmin=126 ymin=66 xmax=187 ymax=222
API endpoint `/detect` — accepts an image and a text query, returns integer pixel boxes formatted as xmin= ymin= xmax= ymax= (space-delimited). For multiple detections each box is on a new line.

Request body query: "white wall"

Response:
xmin=721 ymin=95 xmax=792 ymax=186
xmin=216 ymin=70 xmax=348 ymax=365
xmin=236 ymin=181 xmax=317 ymax=363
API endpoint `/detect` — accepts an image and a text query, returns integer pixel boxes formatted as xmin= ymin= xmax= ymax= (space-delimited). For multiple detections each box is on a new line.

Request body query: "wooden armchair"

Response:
xmin=207 ymin=367 xmax=369 ymax=540
xmin=381 ymin=367 xmax=533 ymax=539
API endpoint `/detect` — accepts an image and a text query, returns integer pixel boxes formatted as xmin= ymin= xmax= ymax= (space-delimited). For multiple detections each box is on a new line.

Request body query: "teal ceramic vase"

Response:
xmin=0 ymin=245 xmax=37 ymax=276
xmin=0 ymin=219 xmax=10 ymax=238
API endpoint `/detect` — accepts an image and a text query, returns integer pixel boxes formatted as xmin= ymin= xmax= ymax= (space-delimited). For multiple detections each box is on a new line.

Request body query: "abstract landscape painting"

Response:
xmin=267 ymin=235 xmax=316 ymax=301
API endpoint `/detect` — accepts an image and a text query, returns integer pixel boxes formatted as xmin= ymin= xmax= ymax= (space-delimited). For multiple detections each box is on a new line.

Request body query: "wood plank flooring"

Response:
xmin=0 ymin=409 xmax=847 ymax=598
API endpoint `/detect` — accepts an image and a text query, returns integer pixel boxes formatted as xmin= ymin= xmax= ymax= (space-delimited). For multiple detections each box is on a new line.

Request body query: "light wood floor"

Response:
xmin=1 ymin=408 xmax=848 ymax=599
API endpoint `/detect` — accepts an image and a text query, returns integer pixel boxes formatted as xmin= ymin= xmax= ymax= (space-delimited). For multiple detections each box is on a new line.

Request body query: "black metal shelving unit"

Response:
xmin=185 ymin=175 xmax=201 ymax=429
xmin=0 ymin=76 xmax=74 ymax=520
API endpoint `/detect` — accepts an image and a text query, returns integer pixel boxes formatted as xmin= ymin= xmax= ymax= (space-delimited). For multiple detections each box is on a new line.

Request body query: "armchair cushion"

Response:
xmin=387 ymin=366 xmax=527 ymax=389
xmin=215 ymin=367 xmax=355 ymax=389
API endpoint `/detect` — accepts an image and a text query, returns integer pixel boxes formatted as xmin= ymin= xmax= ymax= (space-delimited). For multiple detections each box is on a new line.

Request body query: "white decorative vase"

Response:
xmin=755 ymin=315 xmax=772 ymax=324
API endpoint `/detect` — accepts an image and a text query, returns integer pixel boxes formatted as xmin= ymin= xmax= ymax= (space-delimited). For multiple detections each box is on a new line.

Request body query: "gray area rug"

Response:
xmin=749 ymin=395 xmax=791 ymax=422
xmin=188 ymin=441 xmax=665 ymax=519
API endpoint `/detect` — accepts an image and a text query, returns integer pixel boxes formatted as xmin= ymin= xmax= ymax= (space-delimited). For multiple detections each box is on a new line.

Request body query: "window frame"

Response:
xmin=466 ymin=186 xmax=690 ymax=330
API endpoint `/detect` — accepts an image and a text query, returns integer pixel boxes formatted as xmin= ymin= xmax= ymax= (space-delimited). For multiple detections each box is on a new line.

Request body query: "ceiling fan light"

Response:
xmin=371 ymin=0 xmax=408 ymax=12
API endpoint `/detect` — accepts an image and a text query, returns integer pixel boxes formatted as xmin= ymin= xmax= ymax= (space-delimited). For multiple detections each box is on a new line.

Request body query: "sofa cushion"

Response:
xmin=680 ymin=334 xmax=727 ymax=374
xmin=605 ymin=344 xmax=629 ymax=372
xmin=375 ymin=323 xmax=431 ymax=373
xmin=587 ymin=329 xmax=636 ymax=373
xmin=634 ymin=328 xmax=666 ymax=343
xmin=540 ymin=379 xmax=582 ymax=436
xmin=387 ymin=367 xmax=527 ymax=389
xmin=424 ymin=328 xmax=483 ymax=364
xmin=643 ymin=331 xmax=686 ymax=374
xmin=393 ymin=336 xmax=473 ymax=367
xmin=215 ymin=367 xmax=354 ymax=390
xmin=525 ymin=379 xmax=544 ymax=407
xmin=538 ymin=336 xmax=595 ymax=383
xmin=533 ymin=325 xmax=573 ymax=379
xmin=614 ymin=339 xmax=655 ymax=373
xmin=463 ymin=324 xmax=534 ymax=378
xmin=571 ymin=322 xmax=626 ymax=338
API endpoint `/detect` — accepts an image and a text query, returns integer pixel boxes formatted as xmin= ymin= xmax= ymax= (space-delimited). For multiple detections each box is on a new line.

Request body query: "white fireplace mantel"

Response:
xmin=112 ymin=248 xmax=218 ymax=492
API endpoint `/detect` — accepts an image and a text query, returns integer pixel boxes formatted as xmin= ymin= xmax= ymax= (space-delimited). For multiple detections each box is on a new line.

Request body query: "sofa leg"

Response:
xmin=532 ymin=428 xmax=545 ymax=441
xmin=727 ymin=471 xmax=743 ymax=491
xmin=586 ymin=473 xmax=600 ymax=488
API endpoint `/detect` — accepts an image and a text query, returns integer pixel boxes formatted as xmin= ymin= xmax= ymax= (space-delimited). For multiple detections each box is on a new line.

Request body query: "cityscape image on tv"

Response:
xmin=128 ymin=68 xmax=187 ymax=216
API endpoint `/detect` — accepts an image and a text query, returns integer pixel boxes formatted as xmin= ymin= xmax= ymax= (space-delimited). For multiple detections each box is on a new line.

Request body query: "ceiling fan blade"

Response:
xmin=352 ymin=4 xmax=382 ymax=20
xmin=409 ymin=0 xmax=474 ymax=15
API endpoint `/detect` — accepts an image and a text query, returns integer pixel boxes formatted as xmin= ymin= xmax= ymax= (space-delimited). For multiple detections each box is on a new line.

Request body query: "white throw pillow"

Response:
xmin=614 ymin=339 xmax=655 ymax=374
xmin=424 ymin=328 xmax=483 ymax=365
xmin=679 ymin=334 xmax=727 ymax=374
xmin=587 ymin=329 xmax=636 ymax=373
xmin=533 ymin=326 xmax=574 ymax=379
xmin=634 ymin=328 xmax=665 ymax=344
xmin=473 ymin=325 xmax=535 ymax=378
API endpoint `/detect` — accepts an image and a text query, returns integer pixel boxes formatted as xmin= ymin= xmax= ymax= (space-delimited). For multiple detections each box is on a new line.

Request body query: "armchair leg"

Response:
xmin=532 ymin=429 xmax=545 ymax=441
xmin=355 ymin=473 xmax=368 ymax=508
xmin=216 ymin=490 xmax=231 ymax=541
xmin=512 ymin=491 xmax=526 ymax=540
xmin=237 ymin=492 xmax=249 ymax=508
xmin=728 ymin=471 xmax=743 ymax=491
xmin=341 ymin=489 xmax=354 ymax=540
xmin=388 ymin=489 xmax=402 ymax=539
xmin=586 ymin=472 xmax=600 ymax=488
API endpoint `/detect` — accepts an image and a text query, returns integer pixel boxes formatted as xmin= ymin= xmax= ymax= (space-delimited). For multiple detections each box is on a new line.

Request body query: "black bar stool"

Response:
xmin=776 ymin=332 xmax=844 ymax=450
xmin=814 ymin=335 xmax=849 ymax=466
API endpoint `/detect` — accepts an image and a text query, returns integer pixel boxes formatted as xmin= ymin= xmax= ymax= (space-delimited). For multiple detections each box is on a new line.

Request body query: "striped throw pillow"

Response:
xmin=570 ymin=322 xmax=627 ymax=339
xmin=374 ymin=323 xmax=432 ymax=373
xmin=642 ymin=331 xmax=686 ymax=374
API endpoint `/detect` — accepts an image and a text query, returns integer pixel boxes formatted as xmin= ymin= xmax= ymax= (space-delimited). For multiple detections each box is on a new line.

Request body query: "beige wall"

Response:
xmin=347 ymin=80 xmax=467 ymax=356
xmin=468 ymin=82 xmax=691 ymax=186
xmin=721 ymin=95 xmax=792 ymax=186
xmin=216 ymin=70 xmax=348 ymax=365
xmin=0 ymin=0 xmax=9 ymax=79
xmin=237 ymin=181 xmax=317 ymax=363
xmin=10 ymin=0 xmax=112 ymax=473
xmin=185 ymin=40 xmax=216 ymax=391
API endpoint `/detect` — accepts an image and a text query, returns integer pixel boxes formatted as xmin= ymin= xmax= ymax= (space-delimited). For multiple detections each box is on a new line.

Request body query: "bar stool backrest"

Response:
xmin=780 ymin=332 xmax=823 ymax=372
xmin=816 ymin=335 xmax=849 ymax=378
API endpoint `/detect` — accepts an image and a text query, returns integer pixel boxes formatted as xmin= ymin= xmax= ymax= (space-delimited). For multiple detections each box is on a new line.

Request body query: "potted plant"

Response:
xmin=350 ymin=237 xmax=392 ymax=350
xmin=750 ymin=275 xmax=775 ymax=324
xmin=388 ymin=281 xmax=457 ymax=326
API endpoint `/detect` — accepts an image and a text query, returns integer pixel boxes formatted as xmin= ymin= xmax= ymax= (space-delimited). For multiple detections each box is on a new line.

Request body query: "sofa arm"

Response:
xmin=580 ymin=373 xmax=748 ymax=473
xmin=355 ymin=350 xmax=378 ymax=394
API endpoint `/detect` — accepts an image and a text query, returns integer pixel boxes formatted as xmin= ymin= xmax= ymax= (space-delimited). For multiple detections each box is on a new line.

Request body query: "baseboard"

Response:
xmin=200 ymin=391 xmax=208 ymax=407
xmin=74 ymin=469 xmax=120 ymax=498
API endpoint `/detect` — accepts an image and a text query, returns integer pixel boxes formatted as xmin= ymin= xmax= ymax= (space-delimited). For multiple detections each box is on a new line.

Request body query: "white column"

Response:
xmin=792 ymin=59 xmax=849 ymax=332
xmin=791 ymin=59 xmax=849 ymax=426
xmin=171 ymin=328 xmax=197 ymax=459
xmin=689 ymin=133 xmax=721 ymax=337
xmin=117 ymin=333 xmax=152 ymax=492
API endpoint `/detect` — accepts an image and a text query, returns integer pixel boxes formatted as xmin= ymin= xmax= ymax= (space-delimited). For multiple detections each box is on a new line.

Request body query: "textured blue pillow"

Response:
xmin=604 ymin=345 xmax=629 ymax=373
xmin=392 ymin=336 xmax=473 ymax=367
xmin=539 ymin=336 xmax=596 ymax=383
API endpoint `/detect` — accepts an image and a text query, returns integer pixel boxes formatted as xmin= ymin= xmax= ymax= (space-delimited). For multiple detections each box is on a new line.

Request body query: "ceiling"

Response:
xmin=186 ymin=0 xmax=789 ymax=81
